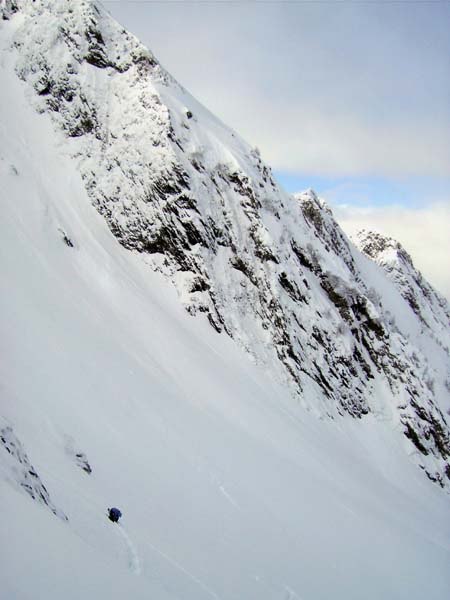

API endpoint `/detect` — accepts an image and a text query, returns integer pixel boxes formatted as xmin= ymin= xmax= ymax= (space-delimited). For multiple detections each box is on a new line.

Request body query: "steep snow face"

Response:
xmin=294 ymin=191 xmax=450 ymax=481
xmin=1 ymin=3 xmax=450 ymax=599
xmin=1 ymin=40 xmax=450 ymax=600
xmin=1 ymin=0 xmax=449 ymax=487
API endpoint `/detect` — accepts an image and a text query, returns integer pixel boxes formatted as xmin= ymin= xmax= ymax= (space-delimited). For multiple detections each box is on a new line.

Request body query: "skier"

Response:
xmin=107 ymin=507 xmax=122 ymax=523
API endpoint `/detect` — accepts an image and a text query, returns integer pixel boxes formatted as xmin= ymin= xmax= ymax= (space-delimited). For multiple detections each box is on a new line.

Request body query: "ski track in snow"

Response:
xmin=144 ymin=539 xmax=222 ymax=600
xmin=284 ymin=584 xmax=303 ymax=600
xmin=218 ymin=485 xmax=240 ymax=509
xmin=116 ymin=524 xmax=141 ymax=575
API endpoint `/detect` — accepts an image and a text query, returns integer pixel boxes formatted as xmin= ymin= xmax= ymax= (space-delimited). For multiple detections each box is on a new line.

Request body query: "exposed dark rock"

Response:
xmin=75 ymin=452 xmax=92 ymax=474
xmin=84 ymin=23 xmax=111 ymax=68
xmin=61 ymin=232 xmax=74 ymax=247
xmin=278 ymin=272 xmax=307 ymax=303
xmin=1 ymin=426 xmax=67 ymax=519
xmin=1 ymin=0 xmax=19 ymax=20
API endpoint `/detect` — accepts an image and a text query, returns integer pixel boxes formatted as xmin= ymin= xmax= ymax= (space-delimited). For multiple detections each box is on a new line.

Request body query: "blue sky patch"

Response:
xmin=273 ymin=172 xmax=450 ymax=210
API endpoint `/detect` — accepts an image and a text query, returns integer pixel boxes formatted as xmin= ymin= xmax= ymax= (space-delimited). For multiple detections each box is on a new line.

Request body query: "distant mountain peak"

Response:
xmin=354 ymin=229 xmax=450 ymax=336
xmin=355 ymin=229 xmax=414 ymax=267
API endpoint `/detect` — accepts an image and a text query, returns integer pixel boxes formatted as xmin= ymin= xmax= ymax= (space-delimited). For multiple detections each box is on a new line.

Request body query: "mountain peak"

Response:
xmin=354 ymin=229 xmax=450 ymax=337
xmin=295 ymin=188 xmax=331 ymax=212
xmin=354 ymin=229 xmax=414 ymax=267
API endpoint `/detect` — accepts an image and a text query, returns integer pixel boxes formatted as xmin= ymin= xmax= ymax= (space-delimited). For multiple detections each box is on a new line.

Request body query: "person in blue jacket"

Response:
xmin=108 ymin=507 xmax=122 ymax=523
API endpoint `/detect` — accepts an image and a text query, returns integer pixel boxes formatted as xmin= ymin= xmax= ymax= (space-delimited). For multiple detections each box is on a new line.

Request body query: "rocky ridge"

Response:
xmin=0 ymin=424 xmax=67 ymax=520
xmin=1 ymin=0 xmax=449 ymax=487
xmin=355 ymin=230 xmax=450 ymax=337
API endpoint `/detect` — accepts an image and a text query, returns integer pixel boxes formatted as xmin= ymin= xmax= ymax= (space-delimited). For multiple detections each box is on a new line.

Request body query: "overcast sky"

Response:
xmin=104 ymin=0 xmax=450 ymax=299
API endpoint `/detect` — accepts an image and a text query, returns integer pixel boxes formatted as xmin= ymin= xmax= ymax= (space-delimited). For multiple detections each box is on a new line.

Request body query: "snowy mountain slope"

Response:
xmin=1 ymin=2 xmax=450 ymax=596
xmin=354 ymin=229 xmax=450 ymax=344
xmin=295 ymin=190 xmax=450 ymax=452
xmin=2 ymin=0 xmax=448 ymax=488
xmin=354 ymin=229 xmax=450 ymax=418
xmin=1 ymin=49 xmax=450 ymax=600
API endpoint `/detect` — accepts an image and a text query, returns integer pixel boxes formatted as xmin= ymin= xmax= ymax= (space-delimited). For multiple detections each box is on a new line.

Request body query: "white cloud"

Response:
xmin=333 ymin=202 xmax=450 ymax=300
xmin=104 ymin=0 xmax=450 ymax=178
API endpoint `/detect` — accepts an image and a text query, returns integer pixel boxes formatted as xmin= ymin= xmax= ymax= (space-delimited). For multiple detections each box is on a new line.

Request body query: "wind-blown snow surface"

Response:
xmin=0 ymin=36 xmax=449 ymax=600
xmin=1 ymin=3 xmax=450 ymax=599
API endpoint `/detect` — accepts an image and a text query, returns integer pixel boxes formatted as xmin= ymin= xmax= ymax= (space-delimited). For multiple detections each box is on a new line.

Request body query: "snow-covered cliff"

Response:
xmin=1 ymin=2 xmax=450 ymax=599
xmin=354 ymin=229 xmax=450 ymax=339
xmin=1 ymin=0 xmax=449 ymax=486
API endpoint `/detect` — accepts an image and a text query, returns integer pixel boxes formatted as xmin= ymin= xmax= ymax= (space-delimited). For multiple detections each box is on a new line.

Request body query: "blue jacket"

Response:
xmin=108 ymin=507 xmax=122 ymax=522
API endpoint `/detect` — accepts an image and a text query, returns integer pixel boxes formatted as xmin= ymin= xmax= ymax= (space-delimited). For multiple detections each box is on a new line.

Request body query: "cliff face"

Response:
xmin=2 ymin=0 xmax=449 ymax=487
xmin=354 ymin=230 xmax=450 ymax=336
